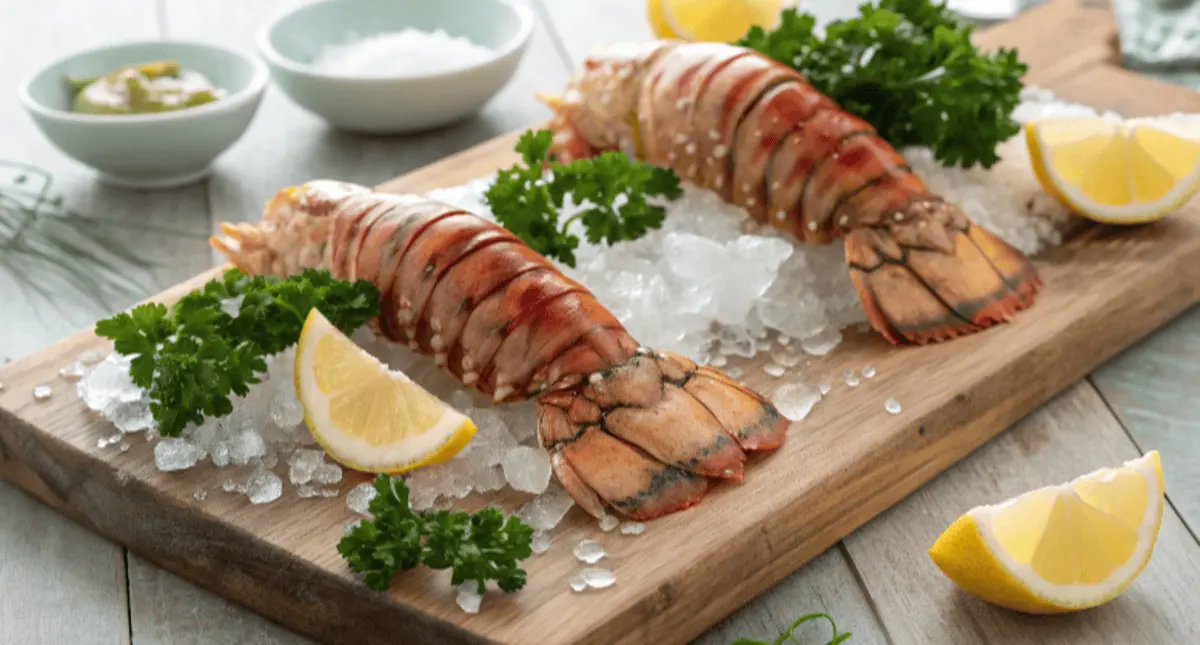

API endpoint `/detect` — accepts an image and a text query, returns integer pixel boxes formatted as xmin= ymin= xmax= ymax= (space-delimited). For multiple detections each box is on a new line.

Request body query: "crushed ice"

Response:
xmin=428 ymin=86 xmax=1072 ymax=362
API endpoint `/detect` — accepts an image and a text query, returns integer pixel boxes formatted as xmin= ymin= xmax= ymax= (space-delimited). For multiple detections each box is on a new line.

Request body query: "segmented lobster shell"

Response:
xmin=316 ymin=185 xmax=641 ymax=401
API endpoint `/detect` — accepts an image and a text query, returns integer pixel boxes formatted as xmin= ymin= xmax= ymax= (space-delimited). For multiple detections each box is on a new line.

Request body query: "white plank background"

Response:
xmin=1 ymin=1 xmax=1198 ymax=643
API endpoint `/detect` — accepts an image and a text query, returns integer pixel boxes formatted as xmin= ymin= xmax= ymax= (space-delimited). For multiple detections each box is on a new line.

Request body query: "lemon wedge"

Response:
xmin=649 ymin=0 xmax=783 ymax=42
xmin=929 ymin=451 xmax=1164 ymax=614
xmin=1026 ymin=116 xmax=1200 ymax=224
xmin=294 ymin=309 xmax=475 ymax=473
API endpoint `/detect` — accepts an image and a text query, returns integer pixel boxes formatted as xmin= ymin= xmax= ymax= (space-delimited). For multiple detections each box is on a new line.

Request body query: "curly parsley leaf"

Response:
xmin=338 ymin=475 xmax=534 ymax=594
xmin=95 ymin=268 xmax=380 ymax=438
xmin=485 ymin=129 xmax=683 ymax=267
xmin=738 ymin=0 xmax=1026 ymax=169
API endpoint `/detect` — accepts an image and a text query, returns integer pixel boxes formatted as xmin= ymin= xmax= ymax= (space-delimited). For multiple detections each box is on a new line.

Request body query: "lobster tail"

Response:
xmin=210 ymin=182 xmax=789 ymax=522
xmin=845 ymin=199 xmax=1041 ymax=345
xmin=537 ymin=349 xmax=789 ymax=520
xmin=544 ymin=40 xmax=1044 ymax=346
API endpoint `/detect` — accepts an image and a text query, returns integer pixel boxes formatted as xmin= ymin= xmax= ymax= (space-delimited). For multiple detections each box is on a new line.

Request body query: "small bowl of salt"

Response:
xmin=258 ymin=0 xmax=533 ymax=134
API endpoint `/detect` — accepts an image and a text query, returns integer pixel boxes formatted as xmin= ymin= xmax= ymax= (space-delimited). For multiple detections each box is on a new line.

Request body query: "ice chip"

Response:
xmin=530 ymin=531 xmax=551 ymax=555
xmin=598 ymin=514 xmax=620 ymax=532
xmin=219 ymin=294 xmax=243 ymax=317
xmin=228 ymin=428 xmax=267 ymax=465
xmin=581 ymin=567 xmax=616 ymax=589
xmin=800 ymin=326 xmax=841 ymax=356
xmin=772 ymin=383 xmax=821 ymax=421
xmin=501 ymin=445 xmax=552 ymax=494
xmin=619 ymin=522 xmax=646 ymax=536
xmin=77 ymin=354 xmax=140 ymax=411
xmin=288 ymin=449 xmax=324 ymax=485
xmin=109 ymin=400 xmax=155 ymax=434
xmin=269 ymin=394 xmax=305 ymax=428
xmin=311 ymin=462 xmax=344 ymax=485
xmin=517 ymin=484 xmax=576 ymax=531
xmin=768 ymin=343 xmax=803 ymax=368
xmin=347 ymin=482 xmax=377 ymax=515
xmin=456 ymin=583 xmax=483 ymax=614
xmin=154 ymin=438 xmax=203 ymax=472
xmin=59 ymin=360 xmax=87 ymax=381
xmin=210 ymin=443 xmax=231 ymax=467
xmin=246 ymin=467 xmax=283 ymax=504
xmin=573 ymin=539 xmax=606 ymax=564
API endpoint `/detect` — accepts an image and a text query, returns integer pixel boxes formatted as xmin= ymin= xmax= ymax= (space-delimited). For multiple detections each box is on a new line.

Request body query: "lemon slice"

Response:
xmin=929 ymin=451 xmax=1164 ymax=613
xmin=649 ymin=0 xmax=783 ymax=42
xmin=1026 ymin=116 xmax=1200 ymax=224
xmin=294 ymin=309 xmax=475 ymax=473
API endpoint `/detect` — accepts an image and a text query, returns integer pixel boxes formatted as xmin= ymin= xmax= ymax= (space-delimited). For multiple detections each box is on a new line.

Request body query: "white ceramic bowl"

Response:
xmin=257 ymin=0 xmax=533 ymax=135
xmin=19 ymin=41 xmax=268 ymax=190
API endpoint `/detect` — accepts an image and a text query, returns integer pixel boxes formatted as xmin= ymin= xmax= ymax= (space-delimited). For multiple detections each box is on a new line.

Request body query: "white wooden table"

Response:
xmin=2 ymin=1 xmax=1198 ymax=643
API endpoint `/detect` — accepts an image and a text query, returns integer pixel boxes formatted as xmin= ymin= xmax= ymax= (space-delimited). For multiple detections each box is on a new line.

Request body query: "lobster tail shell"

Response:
xmin=846 ymin=199 xmax=1040 ymax=344
xmin=538 ymin=350 xmax=788 ymax=520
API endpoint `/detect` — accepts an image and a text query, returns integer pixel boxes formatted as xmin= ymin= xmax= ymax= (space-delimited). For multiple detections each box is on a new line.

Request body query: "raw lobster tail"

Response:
xmin=541 ymin=41 xmax=1041 ymax=345
xmin=210 ymin=181 xmax=789 ymax=520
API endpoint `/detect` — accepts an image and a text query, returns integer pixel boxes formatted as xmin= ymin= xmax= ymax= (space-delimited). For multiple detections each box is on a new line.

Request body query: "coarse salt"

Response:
xmin=312 ymin=28 xmax=493 ymax=76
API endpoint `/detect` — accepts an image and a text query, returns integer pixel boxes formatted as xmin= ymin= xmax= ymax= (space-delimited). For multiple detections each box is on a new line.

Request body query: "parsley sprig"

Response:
xmin=731 ymin=612 xmax=851 ymax=645
xmin=338 ymin=475 xmax=534 ymax=593
xmin=738 ymin=0 xmax=1026 ymax=169
xmin=484 ymin=129 xmax=683 ymax=267
xmin=95 ymin=268 xmax=379 ymax=437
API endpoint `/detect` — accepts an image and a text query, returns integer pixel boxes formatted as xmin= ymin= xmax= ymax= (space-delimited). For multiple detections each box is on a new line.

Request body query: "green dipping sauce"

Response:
xmin=66 ymin=61 xmax=226 ymax=115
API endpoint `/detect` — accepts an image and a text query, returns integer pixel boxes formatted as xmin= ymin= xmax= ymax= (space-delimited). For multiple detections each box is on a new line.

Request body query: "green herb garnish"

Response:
xmin=95 ymin=268 xmax=379 ymax=438
xmin=731 ymin=612 xmax=851 ymax=645
xmin=484 ymin=129 xmax=683 ymax=267
xmin=338 ymin=474 xmax=534 ymax=593
xmin=738 ymin=0 xmax=1026 ymax=169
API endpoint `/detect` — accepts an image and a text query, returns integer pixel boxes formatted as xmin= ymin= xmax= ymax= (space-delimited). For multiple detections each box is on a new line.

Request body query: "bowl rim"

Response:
xmin=255 ymin=0 xmax=534 ymax=82
xmin=18 ymin=38 xmax=270 ymax=124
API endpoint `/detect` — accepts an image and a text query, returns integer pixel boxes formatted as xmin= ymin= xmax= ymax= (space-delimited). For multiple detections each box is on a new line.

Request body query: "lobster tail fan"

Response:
xmin=845 ymin=200 xmax=1041 ymax=345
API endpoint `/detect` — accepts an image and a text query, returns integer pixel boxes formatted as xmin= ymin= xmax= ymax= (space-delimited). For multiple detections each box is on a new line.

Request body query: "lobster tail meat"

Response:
xmin=542 ymin=41 xmax=1041 ymax=345
xmin=210 ymin=181 xmax=789 ymax=521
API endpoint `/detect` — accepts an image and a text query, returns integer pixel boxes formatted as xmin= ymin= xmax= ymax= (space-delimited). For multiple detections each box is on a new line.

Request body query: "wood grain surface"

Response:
xmin=3 ymin=1 xmax=1200 ymax=644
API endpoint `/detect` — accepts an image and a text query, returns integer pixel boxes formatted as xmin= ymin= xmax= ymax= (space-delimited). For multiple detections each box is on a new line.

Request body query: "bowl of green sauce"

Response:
xmin=19 ymin=40 xmax=268 ymax=190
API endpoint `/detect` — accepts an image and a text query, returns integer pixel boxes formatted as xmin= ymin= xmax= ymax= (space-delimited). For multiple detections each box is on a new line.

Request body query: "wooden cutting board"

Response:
xmin=3 ymin=2 xmax=1200 ymax=644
